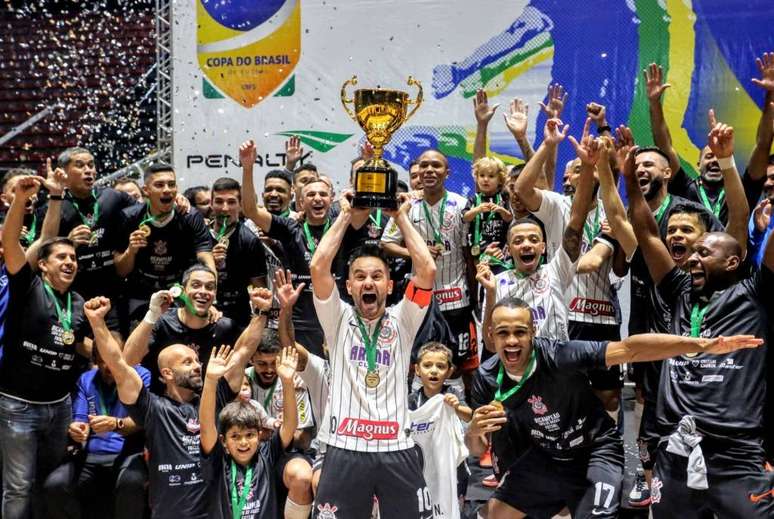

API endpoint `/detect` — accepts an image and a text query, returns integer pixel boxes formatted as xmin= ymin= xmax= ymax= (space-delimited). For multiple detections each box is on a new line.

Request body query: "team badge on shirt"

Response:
xmin=316 ymin=503 xmax=338 ymax=519
xmin=528 ymin=395 xmax=548 ymax=416
xmin=186 ymin=418 xmax=201 ymax=433
xmin=650 ymin=477 xmax=663 ymax=504
xmin=154 ymin=240 xmax=168 ymax=255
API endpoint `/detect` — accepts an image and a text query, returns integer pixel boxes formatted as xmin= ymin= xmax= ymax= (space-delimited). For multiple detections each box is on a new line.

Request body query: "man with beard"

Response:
xmin=123 ymin=265 xmax=241 ymax=394
xmin=114 ymin=163 xmax=214 ymax=328
xmin=467 ymin=296 xmax=763 ymax=519
xmin=240 ymin=139 xmax=336 ymax=356
xmin=309 ymin=189 xmax=436 ymax=518
xmin=0 ymin=176 xmax=92 ymax=519
xmin=208 ymin=177 xmax=267 ymax=327
xmin=82 ymin=286 xmax=272 ymax=519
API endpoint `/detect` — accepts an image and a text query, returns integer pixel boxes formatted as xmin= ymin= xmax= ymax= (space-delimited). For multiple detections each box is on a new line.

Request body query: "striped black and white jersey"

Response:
xmin=484 ymin=245 xmax=577 ymax=341
xmin=313 ymin=284 xmax=429 ymax=452
xmin=297 ymin=352 xmax=330 ymax=431
xmin=244 ymin=369 xmax=314 ymax=429
xmin=533 ymin=190 xmax=620 ymax=327
xmin=381 ymin=191 xmax=470 ymax=312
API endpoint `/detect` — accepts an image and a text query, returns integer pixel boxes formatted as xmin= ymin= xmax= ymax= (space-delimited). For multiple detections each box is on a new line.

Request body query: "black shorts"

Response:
xmin=651 ymin=441 xmax=774 ymax=518
xmin=493 ymin=442 xmax=624 ymax=518
xmin=637 ymin=400 xmax=660 ymax=470
xmin=441 ymin=306 xmax=478 ymax=372
xmin=568 ymin=321 xmax=623 ymax=391
xmin=313 ymin=446 xmax=433 ymax=519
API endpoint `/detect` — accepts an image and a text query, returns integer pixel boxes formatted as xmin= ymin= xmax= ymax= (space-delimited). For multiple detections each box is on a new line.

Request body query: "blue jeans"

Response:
xmin=0 ymin=394 xmax=71 ymax=519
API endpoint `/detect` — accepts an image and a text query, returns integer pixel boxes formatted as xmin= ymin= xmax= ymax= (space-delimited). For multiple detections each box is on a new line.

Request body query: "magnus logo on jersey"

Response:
xmin=434 ymin=287 xmax=463 ymax=305
xmin=569 ymin=297 xmax=615 ymax=317
xmin=336 ymin=418 xmax=399 ymax=440
xmin=528 ymin=395 xmax=548 ymax=416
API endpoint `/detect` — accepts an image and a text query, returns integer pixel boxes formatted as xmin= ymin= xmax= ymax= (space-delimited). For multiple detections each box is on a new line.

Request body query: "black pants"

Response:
xmin=44 ymin=452 xmax=147 ymax=519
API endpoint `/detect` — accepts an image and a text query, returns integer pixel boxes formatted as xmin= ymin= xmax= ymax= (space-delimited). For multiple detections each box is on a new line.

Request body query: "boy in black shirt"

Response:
xmin=114 ymin=162 xmax=214 ymax=327
xmin=200 ymin=345 xmax=299 ymax=519
xmin=467 ymin=296 xmax=762 ymax=519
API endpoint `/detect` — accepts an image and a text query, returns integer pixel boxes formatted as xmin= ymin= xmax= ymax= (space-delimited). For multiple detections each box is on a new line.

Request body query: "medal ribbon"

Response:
xmin=698 ymin=185 xmax=725 ymax=218
xmin=43 ymin=281 xmax=72 ymax=332
xmin=369 ymin=208 xmax=382 ymax=230
xmin=170 ymin=283 xmax=206 ymax=318
xmin=479 ymin=253 xmax=513 ymax=271
xmin=22 ymin=213 xmax=37 ymax=245
xmin=279 ymin=208 xmax=291 ymax=218
xmin=494 ymin=348 xmax=537 ymax=403
xmin=262 ymin=380 xmax=277 ymax=411
xmin=690 ymin=303 xmax=709 ymax=338
xmin=582 ymin=204 xmax=601 ymax=244
xmin=303 ymin=219 xmax=330 ymax=254
xmin=473 ymin=193 xmax=500 ymax=250
xmin=421 ymin=192 xmax=448 ymax=244
xmin=355 ymin=314 xmax=384 ymax=373
xmin=653 ymin=194 xmax=672 ymax=224
xmin=230 ymin=461 xmax=254 ymax=519
xmin=215 ymin=215 xmax=232 ymax=242
xmin=69 ymin=189 xmax=100 ymax=227
xmin=139 ymin=200 xmax=174 ymax=229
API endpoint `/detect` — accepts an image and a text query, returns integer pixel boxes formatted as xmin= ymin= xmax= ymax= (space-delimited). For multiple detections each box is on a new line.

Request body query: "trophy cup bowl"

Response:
xmin=341 ymin=76 xmax=423 ymax=209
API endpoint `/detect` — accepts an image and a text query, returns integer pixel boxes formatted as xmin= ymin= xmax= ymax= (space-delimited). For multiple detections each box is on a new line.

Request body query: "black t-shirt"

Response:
xmin=464 ymin=191 xmax=510 ymax=255
xmin=0 ymin=264 xmax=91 ymax=402
xmin=201 ymin=431 xmax=284 ymax=519
xmin=471 ymin=338 xmax=617 ymax=469
xmin=146 ymin=309 xmax=241 ymax=394
xmin=127 ymin=380 xmax=235 ymax=519
xmin=669 ymin=167 xmax=728 ymax=225
xmin=36 ymin=187 xmax=138 ymax=299
xmin=267 ymin=214 xmax=338 ymax=334
xmin=210 ymin=221 xmax=267 ymax=327
xmin=116 ymin=206 xmax=212 ymax=303
xmin=656 ymin=266 xmax=773 ymax=442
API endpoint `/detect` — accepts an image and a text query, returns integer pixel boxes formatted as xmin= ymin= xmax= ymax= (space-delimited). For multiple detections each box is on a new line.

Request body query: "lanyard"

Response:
xmin=140 ymin=200 xmax=173 ymax=228
xmin=303 ymin=219 xmax=330 ymax=254
xmin=279 ymin=208 xmax=290 ymax=218
xmin=421 ymin=193 xmax=448 ymax=244
xmin=355 ymin=315 xmax=384 ymax=373
xmin=698 ymin=185 xmax=725 ymax=218
xmin=494 ymin=349 xmax=537 ymax=403
xmin=369 ymin=208 xmax=382 ymax=229
xmin=170 ymin=283 xmax=206 ymax=317
xmin=22 ymin=213 xmax=37 ymax=245
xmin=583 ymin=204 xmax=600 ymax=244
xmin=230 ymin=461 xmax=254 ymax=519
xmin=96 ymin=382 xmax=117 ymax=416
xmin=70 ymin=189 xmax=100 ymax=227
xmin=43 ymin=281 xmax=72 ymax=331
xmin=690 ymin=303 xmax=709 ymax=338
xmin=479 ymin=253 xmax=513 ymax=271
xmin=653 ymin=194 xmax=672 ymax=224
xmin=263 ymin=380 xmax=277 ymax=411
xmin=473 ymin=193 xmax=500 ymax=247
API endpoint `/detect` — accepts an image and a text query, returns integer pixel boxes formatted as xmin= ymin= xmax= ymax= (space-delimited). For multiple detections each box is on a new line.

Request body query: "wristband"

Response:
xmin=143 ymin=309 xmax=161 ymax=325
xmin=596 ymin=125 xmax=611 ymax=134
xmin=252 ymin=306 xmax=269 ymax=318
xmin=49 ymin=194 xmax=64 ymax=201
xmin=717 ymin=155 xmax=736 ymax=170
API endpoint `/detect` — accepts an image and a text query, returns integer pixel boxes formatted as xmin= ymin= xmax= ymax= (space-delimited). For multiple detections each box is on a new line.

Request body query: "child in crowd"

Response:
xmin=200 ymin=345 xmax=299 ymax=519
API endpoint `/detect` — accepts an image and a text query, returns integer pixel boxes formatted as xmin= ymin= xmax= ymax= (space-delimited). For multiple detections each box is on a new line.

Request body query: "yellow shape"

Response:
xmin=485 ymin=47 xmax=555 ymax=98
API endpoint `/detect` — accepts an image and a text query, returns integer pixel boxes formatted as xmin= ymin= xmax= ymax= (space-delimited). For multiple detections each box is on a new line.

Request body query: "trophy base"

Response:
xmin=353 ymin=161 xmax=398 ymax=210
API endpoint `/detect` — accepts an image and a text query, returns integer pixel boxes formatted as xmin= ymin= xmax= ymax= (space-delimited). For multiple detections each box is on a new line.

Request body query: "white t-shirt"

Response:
xmin=381 ymin=191 xmax=470 ymax=311
xmin=485 ymin=245 xmax=577 ymax=341
xmin=533 ymin=190 xmax=619 ymax=327
xmin=410 ymin=394 xmax=468 ymax=519
xmin=313 ymin=284 xmax=429 ymax=452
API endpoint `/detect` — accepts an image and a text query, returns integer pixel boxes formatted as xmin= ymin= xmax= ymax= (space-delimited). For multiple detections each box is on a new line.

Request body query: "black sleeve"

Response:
xmin=266 ymin=215 xmax=294 ymax=243
xmin=116 ymin=189 xmax=141 ymax=210
xmin=245 ymin=234 xmax=267 ymax=279
xmin=200 ymin=438 xmax=224 ymax=482
xmin=756 ymin=266 xmax=774 ymax=318
xmin=656 ymin=266 xmax=689 ymax=309
xmin=186 ymin=211 xmax=213 ymax=254
xmin=743 ymin=168 xmax=765 ymax=212
xmin=470 ymin=367 xmax=495 ymax=409
xmin=114 ymin=208 xmax=133 ymax=252
xmin=667 ymin=167 xmax=690 ymax=199
xmin=8 ymin=263 xmax=35 ymax=303
xmin=547 ymin=340 xmax=608 ymax=372
xmin=263 ymin=429 xmax=285 ymax=466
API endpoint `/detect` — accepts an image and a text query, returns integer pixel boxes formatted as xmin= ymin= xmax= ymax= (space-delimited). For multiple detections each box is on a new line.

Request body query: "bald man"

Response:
xmin=82 ymin=288 xmax=273 ymax=519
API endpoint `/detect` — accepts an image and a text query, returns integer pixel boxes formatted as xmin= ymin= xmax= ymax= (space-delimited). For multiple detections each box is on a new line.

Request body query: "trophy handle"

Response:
xmin=340 ymin=75 xmax=359 ymax=122
xmin=405 ymin=76 xmax=423 ymax=121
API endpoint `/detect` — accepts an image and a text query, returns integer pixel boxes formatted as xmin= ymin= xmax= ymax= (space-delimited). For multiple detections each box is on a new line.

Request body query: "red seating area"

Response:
xmin=0 ymin=6 xmax=156 ymax=174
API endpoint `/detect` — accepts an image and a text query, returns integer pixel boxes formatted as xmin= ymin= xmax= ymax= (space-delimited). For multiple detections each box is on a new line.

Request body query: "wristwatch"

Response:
xmin=49 ymin=193 xmax=64 ymax=201
xmin=252 ymin=307 xmax=269 ymax=318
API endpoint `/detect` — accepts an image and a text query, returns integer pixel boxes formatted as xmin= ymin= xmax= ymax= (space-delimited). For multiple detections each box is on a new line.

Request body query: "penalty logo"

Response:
xmin=197 ymin=0 xmax=300 ymax=107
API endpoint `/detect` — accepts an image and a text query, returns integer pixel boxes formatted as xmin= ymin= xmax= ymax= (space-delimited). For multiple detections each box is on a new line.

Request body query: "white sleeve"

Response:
xmin=380 ymin=216 xmax=403 ymax=244
xmin=393 ymin=291 xmax=430 ymax=355
xmin=549 ymin=244 xmax=578 ymax=292
xmin=297 ymin=354 xmax=329 ymax=425
xmin=532 ymin=190 xmax=569 ymax=259
xmin=294 ymin=387 xmax=314 ymax=429
xmin=312 ymin=285 xmax=348 ymax=355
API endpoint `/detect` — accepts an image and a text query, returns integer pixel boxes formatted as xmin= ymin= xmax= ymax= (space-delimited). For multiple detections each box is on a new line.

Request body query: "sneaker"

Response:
xmin=482 ymin=474 xmax=499 ymax=488
xmin=628 ymin=469 xmax=651 ymax=507
xmin=479 ymin=447 xmax=493 ymax=468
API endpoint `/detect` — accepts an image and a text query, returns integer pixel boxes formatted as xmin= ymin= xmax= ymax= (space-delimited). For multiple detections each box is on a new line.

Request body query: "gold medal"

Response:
xmin=62 ymin=330 xmax=75 ymax=345
xmin=365 ymin=371 xmax=380 ymax=388
xmin=88 ymin=231 xmax=98 ymax=246
xmin=218 ymin=237 xmax=229 ymax=248
xmin=489 ymin=399 xmax=504 ymax=412
xmin=138 ymin=224 xmax=151 ymax=237
xmin=169 ymin=285 xmax=183 ymax=298
xmin=471 ymin=244 xmax=480 ymax=256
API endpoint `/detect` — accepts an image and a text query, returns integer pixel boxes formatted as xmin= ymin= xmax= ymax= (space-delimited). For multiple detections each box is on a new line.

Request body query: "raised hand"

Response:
xmin=621 ymin=146 xmax=640 ymax=182
xmin=285 ymin=136 xmax=303 ymax=170
xmin=644 ymin=63 xmax=671 ymax=102
xmin=482 ymin=242 xmax=504 ymax=260
xmin=248 ymin=285 xmax=273 ymax=312
xmin=503 ymin=98 xmax=529 ymax=139
xmin=703 ymin=335 xmax=763 ymax=355
xmin=614 ymin=125 xmax=635 ymax=172
xmin=753 ymin=199 xmax=771 ymax=233
xmin=539 ymin=83 xmax=568 ymax=118
xmin=568 ymin=118 xmax=601 ymax=165
xmin=473 ymin=89 xmax=499 ymax=125
xmin=752 ymin=52 xmax=774 ymax=91
xmin=360 ymin=141 xmax=374 ymax=161
xmin=205 ymin=345 xmax=234 ymax=381
xmin=239 ymin=139 xmax=257 ymax=169
xmin=45 ymin=158 xmax=67 ymax=195
xmin=174 ymin=193 xmax=191 ymax=214
xmin=476 ymin=262 xmax=496 ymax=292
xmin=543 ymin=117 xmax=570 ymax=147
xmin=707 ymin=117 xmax=734 ymax=159
xmin=276 ymin=346 xmax=299 ymax=382
xmin=14 ymin=176 xmax=41 ymax=201
xmin=586 ymin=102 xmax=607 ymax=125
xmin=274 ymin=269 xmax=304 ymax=309
xmin=84 ymin=296 xmax=112 ymax=321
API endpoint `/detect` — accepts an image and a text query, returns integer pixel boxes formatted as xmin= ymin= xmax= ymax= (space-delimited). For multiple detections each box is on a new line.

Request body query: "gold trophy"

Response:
xmin=341 ymin=76 xmax=423 ymax=209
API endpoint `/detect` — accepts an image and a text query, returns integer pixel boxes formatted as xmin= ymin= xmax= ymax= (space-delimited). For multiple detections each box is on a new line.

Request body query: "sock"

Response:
xmin=284 ymin=497 xmax=312 ymax=519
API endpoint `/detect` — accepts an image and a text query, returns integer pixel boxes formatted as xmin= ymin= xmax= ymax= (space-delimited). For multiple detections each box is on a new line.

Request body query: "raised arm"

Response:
xmin=275 ymin=269 xmax=303 ymax=349
xmin=122 ymin=291 xmax=172 ymax=366
xmin=84 ymin=298 xmax=143 ymax=404
xmin=748 ymin=53 xmax=774 ymax=182
xmin=476 ymin=262 xmax=497 ymax=352
xmin=2 ymin=176 xmax=42 ymax=274
xmin=538 ymin=84 xmax=568 ymax=188
xmin=597 ymin=135 xmax=637 ymax=258
xmin=275 ymin=347 xmax=299 ymax=449
xmin=224 ymin=286 xmax=272 ymax=391
xmin=473 ymin=89 xmax=499 ymax=161
xmin=605 ymin=333 xmax=763 ymax=367
xmin=563 ymin=120 xmax=598 ymax=262
xmin=391 ymin=195 xmax=437 ymax=289
xmin=503 ymin=98 xmax=533 ymax=161
xmin=309 ymin=199 xmax=358 ymax=300
xmin=199 ymin=345 xmax=234 ymax=455
xmin=27 ymin=160 xmax=67 ymax=266
xmin=239 ymin=139 xmax=273 ymax=232
xmin=707 ymin=111 xmax=749 ymax=256
xmin=622 ymin=148 xmax=676 ymax=284
xmin=644 ymin=63 xmax=681 ymax=173
xmin=514 ymin=118 xmax=569 ymax=212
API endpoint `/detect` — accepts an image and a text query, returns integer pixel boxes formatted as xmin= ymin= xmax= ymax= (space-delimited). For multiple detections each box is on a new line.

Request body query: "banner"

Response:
xmin=172 ymin=0 xmax=774 ymax=195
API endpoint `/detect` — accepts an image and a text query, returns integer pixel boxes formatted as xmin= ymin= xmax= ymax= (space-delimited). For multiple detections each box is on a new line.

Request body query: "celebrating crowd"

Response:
xmin=0 ymin=52 xmax=773 ymax=519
